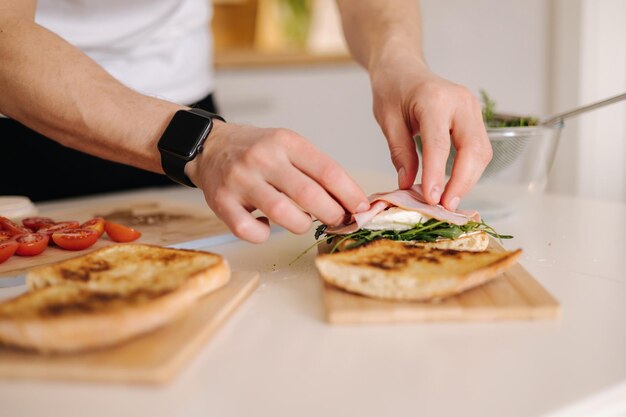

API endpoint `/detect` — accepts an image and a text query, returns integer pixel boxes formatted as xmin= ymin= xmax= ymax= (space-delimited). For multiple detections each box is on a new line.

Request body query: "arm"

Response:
xmin=336 ymin=0 xmax=492 ymax=210
xmin=0 ymin=0 xmax=368 ymax=242
xmin=0 ymin=0 xmax=182 ymax=173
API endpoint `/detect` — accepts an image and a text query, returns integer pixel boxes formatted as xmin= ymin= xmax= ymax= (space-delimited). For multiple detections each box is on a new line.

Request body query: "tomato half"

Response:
xmin=0 ymin=240 xmax=18 ymax=264
xmin=14 ymin=233 xmax=49 ymax=256
xmin=22 ymin=217 xmax=54 ymax=231
xmin=38 ymin=221 xmax=80 ymax=237
xmin=104 ymin=221 xmax=141 ymax=242
xmin=0 ymin=216 xmax=30 ymax=236
xmin=81 ymin=217 xmax=105 ymax=238
xmin=0 ymin=231 xmax=14 ymax=242
xmin=52 ymin=228 xmax=99 ymax=251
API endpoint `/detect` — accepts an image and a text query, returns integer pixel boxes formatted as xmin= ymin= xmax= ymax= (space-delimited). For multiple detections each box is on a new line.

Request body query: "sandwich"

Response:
xmin=0 ymin=244 xmax=230 ymax=353
xmin=316 ymin=184 xmax=511 ymax=254
xmin=312 ymin=185 xmax=519 ymax=302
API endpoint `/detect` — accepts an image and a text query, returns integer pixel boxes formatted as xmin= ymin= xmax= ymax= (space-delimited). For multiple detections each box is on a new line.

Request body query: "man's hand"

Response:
xmin=186 ymin=122 xmax=370 ymax=243
xmin=336 ymin=0 xmax=492 ymax=211
xmin=370 ymin=56 xmax=492 ymax=210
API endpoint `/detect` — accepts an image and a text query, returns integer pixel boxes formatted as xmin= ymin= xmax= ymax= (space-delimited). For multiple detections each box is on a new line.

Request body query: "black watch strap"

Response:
xmin=161 ymin=151 xmax=196 ymax=187
xmin=160 ymin=108 xmax=226 ymax=188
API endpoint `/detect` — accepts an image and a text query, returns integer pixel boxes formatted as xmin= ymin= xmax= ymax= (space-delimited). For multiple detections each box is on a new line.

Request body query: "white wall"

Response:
xmin=215 ymin=65 xmax=393 ymax=175
xmin=547 ymin=0 xmax=582 ymax=196
xmin=420 ymin=0 xmax=551 ymax=117
xmin=548 ymin=0 xmax=626 ymax=202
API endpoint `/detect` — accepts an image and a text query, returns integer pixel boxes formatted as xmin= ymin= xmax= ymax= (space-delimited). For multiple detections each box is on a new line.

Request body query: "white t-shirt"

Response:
xmin=35 ymin=0 xmax=214 ymax=105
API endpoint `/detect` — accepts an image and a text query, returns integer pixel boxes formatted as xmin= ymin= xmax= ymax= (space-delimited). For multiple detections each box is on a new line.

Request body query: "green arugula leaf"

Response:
xmin=315 ymin=218 xmax=512 ymax=251
xmin=290 ymin=216 xmax=513 ymax=265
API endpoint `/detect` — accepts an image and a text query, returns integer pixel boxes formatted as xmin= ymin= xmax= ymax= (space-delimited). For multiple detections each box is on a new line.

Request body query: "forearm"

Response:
xmin=0 ymin=17 xmax=183 ymax=173
xmin=336 ymin=0 xmax=426 ymax=72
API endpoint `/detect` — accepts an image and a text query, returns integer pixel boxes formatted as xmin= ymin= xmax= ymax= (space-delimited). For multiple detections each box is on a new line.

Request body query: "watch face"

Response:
xmin=158 ymin=110 xmax=213 ymax=160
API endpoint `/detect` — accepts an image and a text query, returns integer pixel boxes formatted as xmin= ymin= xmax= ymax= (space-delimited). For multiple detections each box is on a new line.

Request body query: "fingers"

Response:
xmin=245 ymin=181 xmax=313 ymax=235
xmin=209 ymin=181 xmax=313 ymax=241
xmin=379 ymin=112 xmax=419 ymax=189
xmin=209 ymin=192 xmax=271 ymax=243
xmin=266 ymin=165 xmax=346 ymax=226
xmin=441 ymin=103 xmax=492 ymax=210
xmin=200 ymin=125 xmax=369 ymax=241
xmin=288 ymin=139 xmax=369 ymax=215
xmin=417 ymin=107 xmax=452 ymax=206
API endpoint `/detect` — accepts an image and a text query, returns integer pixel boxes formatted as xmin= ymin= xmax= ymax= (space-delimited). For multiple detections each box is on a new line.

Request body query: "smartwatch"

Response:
xmin=157 ymin=108 xmax=225 ymax=187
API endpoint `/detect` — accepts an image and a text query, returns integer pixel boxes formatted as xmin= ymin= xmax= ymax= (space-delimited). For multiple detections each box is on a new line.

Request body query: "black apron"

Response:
xmin=1 ymin=94 xmax=218 ymax=202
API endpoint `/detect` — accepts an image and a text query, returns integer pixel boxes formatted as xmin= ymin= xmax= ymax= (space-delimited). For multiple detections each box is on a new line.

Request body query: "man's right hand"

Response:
xmin=185 ymin=122 xmax=370 ymax=243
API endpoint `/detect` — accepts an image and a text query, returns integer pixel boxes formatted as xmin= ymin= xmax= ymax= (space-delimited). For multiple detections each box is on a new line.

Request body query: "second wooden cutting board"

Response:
xmin=0 ymin=271 xmax=259 ymax=384
xmin=0 ymin=199 xmax=233 ymax=277
xmin=321 ymin=240 xmax=561 ymax=324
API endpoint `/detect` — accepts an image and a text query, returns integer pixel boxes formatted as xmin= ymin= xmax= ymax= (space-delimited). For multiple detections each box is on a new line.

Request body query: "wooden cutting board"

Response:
xmin=0 ymin=271 xmax=258 ymax=384
xmin=321 ymin=240 xmax=560 ymax=324
xmin=0 ymin=199 xmax=232 ymax=278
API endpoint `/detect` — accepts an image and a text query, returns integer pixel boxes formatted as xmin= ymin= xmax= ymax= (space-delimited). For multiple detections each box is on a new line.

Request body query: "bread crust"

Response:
xmin=317 ymin=231 xmax=490 ymax=255
xmin=0 ymin=244 xmax=230 ymax=353
xmin=315 ymin=239 xmax=521 ymax=301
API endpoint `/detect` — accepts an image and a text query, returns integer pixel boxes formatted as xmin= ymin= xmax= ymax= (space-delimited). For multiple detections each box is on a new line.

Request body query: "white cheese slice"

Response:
xmin=362 ymin=207 xmax=432 ymax=231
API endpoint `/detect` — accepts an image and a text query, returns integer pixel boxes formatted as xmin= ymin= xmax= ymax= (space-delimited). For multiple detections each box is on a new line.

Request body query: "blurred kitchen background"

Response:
xmin=212 ymin=0 xmax=626 ymax=203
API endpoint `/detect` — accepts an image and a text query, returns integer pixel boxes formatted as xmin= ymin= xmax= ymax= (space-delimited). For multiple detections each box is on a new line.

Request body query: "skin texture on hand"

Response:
xmin=369 ymin=55 xmax=492 ymax=210
xmin=337 ymin=0 xmax=492 ymax=210
xmin=186 ymin=122 xmax=370 ymax=243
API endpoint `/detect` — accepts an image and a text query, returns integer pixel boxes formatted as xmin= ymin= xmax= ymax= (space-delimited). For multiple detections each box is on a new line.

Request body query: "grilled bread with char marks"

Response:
xmin=315 ymin=239 xmax=521 ymax=301
xmin=0 ymin=244 xmax=230 ymax=353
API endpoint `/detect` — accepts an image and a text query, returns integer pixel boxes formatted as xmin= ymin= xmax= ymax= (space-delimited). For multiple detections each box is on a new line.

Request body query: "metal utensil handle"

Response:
xmin=541 ymin=92 xmax=626 ymax=126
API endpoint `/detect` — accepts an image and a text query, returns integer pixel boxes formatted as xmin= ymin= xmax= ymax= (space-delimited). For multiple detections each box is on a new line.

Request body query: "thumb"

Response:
xmin=379 ymin=112 xmax=419 ymax=189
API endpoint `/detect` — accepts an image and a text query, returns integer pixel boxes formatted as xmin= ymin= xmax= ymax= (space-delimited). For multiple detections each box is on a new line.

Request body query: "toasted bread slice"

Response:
xmin=315 ymin=239 xmax=521 ymax=301
xmin=27 ymin=244 xmax=227 ymax=294
xmin=317 ymin=231 xmax=490 ymax=254
xmin=0 ymin=244 xmax=230 ymax=353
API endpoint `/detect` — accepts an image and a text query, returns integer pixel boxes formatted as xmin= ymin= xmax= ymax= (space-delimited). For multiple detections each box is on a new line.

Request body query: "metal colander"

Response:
xmin=443 ymin=125 xmax=561 ymax=182
xmin=416 ymin=92 xmax=626 ymax=216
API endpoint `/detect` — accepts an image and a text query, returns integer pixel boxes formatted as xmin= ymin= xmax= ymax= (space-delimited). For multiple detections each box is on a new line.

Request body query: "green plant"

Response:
xmin=480 ymin=89 xmax=539 ymax=128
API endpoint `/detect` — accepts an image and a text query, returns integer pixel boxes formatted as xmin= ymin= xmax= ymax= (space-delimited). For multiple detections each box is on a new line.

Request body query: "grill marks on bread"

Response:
xmin=347 ymin=241 xmax=483 ymax=271
xmin=39 ymin=288 xmax=175 ymax=317
xmin=0 ymin=244 xmax=231 ymax=353
xmin=362 ymin=246 xmax=464 ymax=269
xmin=59 ymin=259 xmax=111 ymax=282
xmin=316 ymin=240 xmax=522 ymax=301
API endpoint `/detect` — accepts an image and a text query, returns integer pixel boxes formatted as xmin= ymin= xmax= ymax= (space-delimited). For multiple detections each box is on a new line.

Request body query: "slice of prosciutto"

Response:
xmin=326 ymin=184 xmax=480 ymax=235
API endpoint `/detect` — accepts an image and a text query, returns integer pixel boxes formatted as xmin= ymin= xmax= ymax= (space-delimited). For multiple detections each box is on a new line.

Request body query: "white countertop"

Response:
xmin=1 ymin=171 xmax=626 ymax=417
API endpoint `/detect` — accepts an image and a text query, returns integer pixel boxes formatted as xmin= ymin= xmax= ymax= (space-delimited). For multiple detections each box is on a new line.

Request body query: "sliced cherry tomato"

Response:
xmin=14 ymin=233 xmax=49 ymax=256
xmin=22 ymin=217 xmax=54 ymax=231
xmin=81 ymin=217 xmax=105 ymax=238
xmin=0 ymin=216 xmax=30 ymax=236
xmin=0 ymin=231 xmax=14 ymax=242
xmin=0 ymin=240 xmax=18 ymax=264
xmin=51 ymin=228 xmax=99 ymax=251
xmin=104 ymin=221 xmax=141 ymax=242
xmin=38 ymin=221 xmax=80 ymax=237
